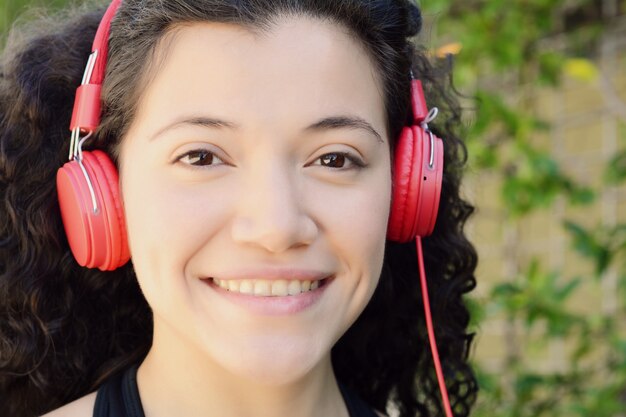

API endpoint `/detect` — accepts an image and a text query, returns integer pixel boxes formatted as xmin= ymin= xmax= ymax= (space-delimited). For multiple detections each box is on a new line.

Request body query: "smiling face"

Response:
xmin=119 ymin=16 xmax=391 ymax=384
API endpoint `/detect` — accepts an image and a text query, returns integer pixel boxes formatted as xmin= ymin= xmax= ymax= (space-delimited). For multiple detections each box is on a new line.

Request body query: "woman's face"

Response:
xmin=119 ymin=16 xmax=391 ymax=383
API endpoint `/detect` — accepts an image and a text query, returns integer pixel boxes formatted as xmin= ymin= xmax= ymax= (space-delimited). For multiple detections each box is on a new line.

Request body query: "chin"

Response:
xmin=214 ymin=341 xmax=329 ymax=386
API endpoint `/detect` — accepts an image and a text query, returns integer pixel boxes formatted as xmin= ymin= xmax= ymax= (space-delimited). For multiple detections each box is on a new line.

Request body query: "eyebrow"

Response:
xmin=149 ymin=115 xmax=384 ymax=144
xmin=305 ymin=116 xmax=383 ymax=144
xmin=149 ymin=117 xmax=236 ymax=142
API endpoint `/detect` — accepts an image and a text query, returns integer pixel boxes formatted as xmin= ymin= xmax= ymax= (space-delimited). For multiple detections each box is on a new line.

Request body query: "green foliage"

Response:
xmin=606 ymin=149 xmax=626 ymax=184
xmin=537 ymin=52 xmax=565 ymax=85
xmin=474 ymin=255 xmax=626 ymax=416
xmin=426 ymin=0 xmax=626 ymax=415
xmin=563 ymin=221 xmax=626 ymax=276
xmin=491 ymin=260 xmax=584 ymax=336
xmin=501 ymin=141 xmax=594 ymax=216
xmin=0 ymin=0 xmax=74 ymax=45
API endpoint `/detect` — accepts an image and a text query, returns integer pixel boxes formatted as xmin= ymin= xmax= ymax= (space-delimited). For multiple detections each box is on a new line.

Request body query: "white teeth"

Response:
xmin=239 ymin=280 xmax=254 ymax=295
xmin=288 ymin=280 xmax=301 ymax=295
xmin=228 ymin=280 xmax=240 ymax=292
xmin=254 ymin=281 xmax=271 ymax=296
xmin=271 ymin=280 xmax=288 ymax=296
xmin=212 ymin=278 xmax=322 ymax=296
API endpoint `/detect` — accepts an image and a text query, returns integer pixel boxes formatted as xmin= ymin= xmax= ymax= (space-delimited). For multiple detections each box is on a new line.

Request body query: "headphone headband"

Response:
xmin=69 ymin=0 xmax=121 ymax=134
xmin=410 ymin=79 xmax=429 ymax=124
xmin=90 ymin=0 xmax=121 ymax=85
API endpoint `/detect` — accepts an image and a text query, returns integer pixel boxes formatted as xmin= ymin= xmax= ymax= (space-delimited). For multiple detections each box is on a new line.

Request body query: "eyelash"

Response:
xmin=175 ymin=149 xmax=366 ymax=170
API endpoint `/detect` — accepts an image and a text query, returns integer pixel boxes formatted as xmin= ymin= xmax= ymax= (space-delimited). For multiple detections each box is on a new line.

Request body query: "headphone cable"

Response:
xmin=416 ymin=237 xmax=454 ymax=417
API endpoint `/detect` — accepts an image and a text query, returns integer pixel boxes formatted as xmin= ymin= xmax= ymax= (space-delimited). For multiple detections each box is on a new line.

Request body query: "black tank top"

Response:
xmin=93 ymin=365 xmax=379 ymax=417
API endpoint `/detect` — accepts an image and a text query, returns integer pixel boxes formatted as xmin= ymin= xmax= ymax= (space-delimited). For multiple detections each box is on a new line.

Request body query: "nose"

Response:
xmin=230 ymin=161 xmax=318 ymax=253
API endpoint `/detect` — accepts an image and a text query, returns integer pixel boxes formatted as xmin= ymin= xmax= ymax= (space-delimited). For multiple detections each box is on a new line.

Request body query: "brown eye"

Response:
xmin=314 ymin=152 xmax=366 ymax=170
xmin=320 ymin=153 xmax=346 ymax=168
xmin=178 ymin=150 xmax=223 ymax=167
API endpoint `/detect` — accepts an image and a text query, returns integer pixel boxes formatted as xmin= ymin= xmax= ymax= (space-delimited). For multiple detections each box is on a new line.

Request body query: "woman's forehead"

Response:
xmin=129 ymin=16 xmax=387 ymax=141
xmin=149 ymin=16 xmax=381 ymax=93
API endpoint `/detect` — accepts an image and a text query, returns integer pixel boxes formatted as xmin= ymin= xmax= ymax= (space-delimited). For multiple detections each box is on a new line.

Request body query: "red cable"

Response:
xmin=416 ymin=237 xmax=454 ymax=417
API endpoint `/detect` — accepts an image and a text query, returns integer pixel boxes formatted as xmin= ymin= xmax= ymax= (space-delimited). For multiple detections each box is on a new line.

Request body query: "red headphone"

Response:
xmin=56 ymin=1 xmax=451 ymax=415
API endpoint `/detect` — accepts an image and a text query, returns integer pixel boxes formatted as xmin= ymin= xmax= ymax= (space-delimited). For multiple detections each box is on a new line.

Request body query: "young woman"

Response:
xmin=0 ymin=1 xmax=478 ymax=416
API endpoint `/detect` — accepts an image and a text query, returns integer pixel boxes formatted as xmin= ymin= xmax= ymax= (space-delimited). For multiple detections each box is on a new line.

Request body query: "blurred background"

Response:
xmin=1 ymin=0 xmax=625 ymax=416
xmin=420 ymin=1 xmax=626 ymax=416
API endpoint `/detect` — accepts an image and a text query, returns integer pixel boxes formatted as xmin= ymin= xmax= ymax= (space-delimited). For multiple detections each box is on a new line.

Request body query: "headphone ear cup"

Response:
xmin=416 ymin=130 xmax=444 ymax=237
xmin=388 ymin=125 xmax=423 ymax=242
xmin=387 ymin=125 xmax=444 ymax=242
xmin=57 ymin=150 xmax=129 ymax=271
xmin=90 ymin=150 xmax=130 ymax=268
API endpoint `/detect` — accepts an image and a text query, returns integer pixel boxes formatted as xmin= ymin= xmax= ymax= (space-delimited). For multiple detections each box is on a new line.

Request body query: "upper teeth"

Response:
xmin=212 ymin=278 xmax=320 ymax=296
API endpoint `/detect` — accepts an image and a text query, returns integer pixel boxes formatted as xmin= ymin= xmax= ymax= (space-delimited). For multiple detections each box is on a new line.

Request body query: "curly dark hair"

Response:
xmin=0 ymin=1 xmax=478 ymax=416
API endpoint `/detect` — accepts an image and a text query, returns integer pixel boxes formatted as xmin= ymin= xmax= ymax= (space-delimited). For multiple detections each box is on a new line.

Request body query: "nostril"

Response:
xmin=230 ymin=212 xmax=318 ymax=253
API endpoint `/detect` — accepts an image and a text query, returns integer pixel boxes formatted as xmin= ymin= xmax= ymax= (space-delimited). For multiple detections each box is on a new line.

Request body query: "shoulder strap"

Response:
xmin=94 ymin=367 xmax=377 ymax=417
xmin=93 ymin=365 xmax=145 ymax=417
xmin=338 ymin=382 xmax=381 ymax=417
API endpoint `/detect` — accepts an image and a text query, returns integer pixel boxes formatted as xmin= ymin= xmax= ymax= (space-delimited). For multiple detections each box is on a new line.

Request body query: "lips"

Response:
xmin=200 ymin=271 xmax=333 ymax=315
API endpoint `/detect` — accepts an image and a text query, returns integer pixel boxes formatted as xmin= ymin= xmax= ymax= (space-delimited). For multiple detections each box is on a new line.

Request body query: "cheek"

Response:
xmin=345 ymin=188 xmax=389 ymax=266
xmin=307 ymin=174 xmax=391 ymax=336
xmin=308 ymin=171 xmax=391 ymax=278
xmin=119 ymin=155 xmax=233 ymax=298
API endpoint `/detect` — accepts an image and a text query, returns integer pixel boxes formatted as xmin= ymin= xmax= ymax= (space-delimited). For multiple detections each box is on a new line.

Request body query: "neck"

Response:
xmin=136 ymin=322 xmax=350 ymax=417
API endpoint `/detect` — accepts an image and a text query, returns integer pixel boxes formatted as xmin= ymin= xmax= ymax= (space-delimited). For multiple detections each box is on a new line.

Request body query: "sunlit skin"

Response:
xmin=45 ymin=15 xmax=391 ymax=417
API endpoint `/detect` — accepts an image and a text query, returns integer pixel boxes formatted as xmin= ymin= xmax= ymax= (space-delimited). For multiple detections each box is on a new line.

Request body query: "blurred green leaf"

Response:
xmin=605 ymin=149 xmax=626 ymax=185
xmin=538 ymin=51 xmax=565 ymax=85
xmin=563 ymin=220 xmax=622 ymax=275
